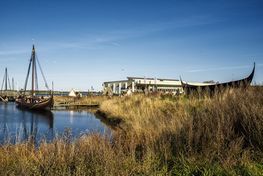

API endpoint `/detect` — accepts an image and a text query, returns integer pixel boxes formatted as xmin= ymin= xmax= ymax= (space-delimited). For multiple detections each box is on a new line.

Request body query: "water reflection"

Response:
xmin=1 ymin=103 xmax=9 ymax=143
xmin=0 ymin=103 xmax=111 ymax=144
xmin=17 ymin=109 xmax=54 ymax=144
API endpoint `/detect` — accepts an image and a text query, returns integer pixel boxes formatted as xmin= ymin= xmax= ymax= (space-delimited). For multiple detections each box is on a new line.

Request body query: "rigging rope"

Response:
xmin=1 ymin=74 xmax=4 ymax=91
xmin=0 ymin=70 xmax=11 ymax=91
xmin=24 ymin=56 xmax=32 ymax=94
xmin=35 ymin=57 xmax=39 ymax=91
xmin=7 ymin=72 xmax=11 ymax=90
xmin=36 ymin=54 xmax=49 ymax=90
xmin=22 ymin=48 xmax=50 ymax=96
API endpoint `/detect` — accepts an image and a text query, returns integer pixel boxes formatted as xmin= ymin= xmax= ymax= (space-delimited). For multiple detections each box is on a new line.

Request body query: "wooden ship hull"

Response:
xmin=181 ymin=63 xmax=255 ymax=94
xmin=16 ymin=96 xmax=54 ymax=110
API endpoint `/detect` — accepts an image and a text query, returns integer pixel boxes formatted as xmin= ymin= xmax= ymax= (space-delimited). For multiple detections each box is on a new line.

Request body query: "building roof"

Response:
xmin=103 ymin=76 xmax=180 ymax=84
xmin=127 ymin=76 xmax=179 ymax=81
xmin=103 ymin=80 xmax=129 ymax=84
xmin=68 ymin=89 xmax=77 ymax=97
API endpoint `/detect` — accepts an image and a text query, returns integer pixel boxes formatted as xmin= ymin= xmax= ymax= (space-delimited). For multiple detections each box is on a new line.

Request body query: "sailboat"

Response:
xmin=16 ymin=45 xmax=54 ymax=110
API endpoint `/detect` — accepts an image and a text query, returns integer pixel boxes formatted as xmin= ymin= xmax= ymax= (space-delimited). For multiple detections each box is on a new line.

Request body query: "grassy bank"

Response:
xmin=54 ymin=95 xmax=108 ymax=106
xmin=0 ymin=87 xmax=263 ymax=175
xmin=99 ymin=86 xmax=263 ymax=174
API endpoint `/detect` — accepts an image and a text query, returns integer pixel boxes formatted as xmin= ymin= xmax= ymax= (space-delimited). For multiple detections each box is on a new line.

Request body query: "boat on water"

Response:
xmin=16 ymin=45 xmax=54 ymax=110
xmin=181 ymin=63 xmax=255 ymax=94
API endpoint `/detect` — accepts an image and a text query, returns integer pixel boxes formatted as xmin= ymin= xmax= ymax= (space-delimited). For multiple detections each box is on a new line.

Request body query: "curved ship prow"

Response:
xmin=181 ymin=63 xmax=255 ymax=94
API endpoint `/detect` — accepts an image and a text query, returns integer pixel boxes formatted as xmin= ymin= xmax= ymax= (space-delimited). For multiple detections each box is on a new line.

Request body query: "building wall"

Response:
xmin=103 ymin=77 xmax=183 ymax=95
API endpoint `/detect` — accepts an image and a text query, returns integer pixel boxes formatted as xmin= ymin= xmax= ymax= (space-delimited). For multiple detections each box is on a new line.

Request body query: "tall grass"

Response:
xmin=0 ymin=87 xmax=262 ymax=175
xmin=100 ymin=86 xmax=263 ymax=172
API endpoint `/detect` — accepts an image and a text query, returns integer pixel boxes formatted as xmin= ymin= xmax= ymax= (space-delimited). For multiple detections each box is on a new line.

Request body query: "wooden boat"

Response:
xmin=181 ymin=63 xmax=255 ymax=94
xmin=16 ymin=45 xmax=54 ymax=110
xmin=16 ymin=95 xmax=53 ymax=110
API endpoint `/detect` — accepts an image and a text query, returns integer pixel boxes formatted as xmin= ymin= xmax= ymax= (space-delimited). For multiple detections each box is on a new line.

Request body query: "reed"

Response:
xmin=0 ymin=87 xmax=262 ymax=175
xmin=100 ymin=86 xmax=263 ymax=173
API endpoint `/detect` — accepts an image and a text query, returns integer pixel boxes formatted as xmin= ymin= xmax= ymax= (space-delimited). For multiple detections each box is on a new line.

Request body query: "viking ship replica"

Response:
xmin=16 ymin=45 xmax=54 ymax=110
xmin=181 ymin=63 xmax=255 ymax=94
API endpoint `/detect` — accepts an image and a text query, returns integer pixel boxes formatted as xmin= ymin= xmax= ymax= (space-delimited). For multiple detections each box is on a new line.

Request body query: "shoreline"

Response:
xmin=0 ymin=87 xmax=262 ymax=175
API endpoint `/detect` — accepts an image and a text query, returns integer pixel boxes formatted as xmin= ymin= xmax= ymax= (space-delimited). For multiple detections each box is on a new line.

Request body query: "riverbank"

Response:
xmin=98 ymin=87 xmax=263 ymax=174
xmin=0 ymin=87 xmax=262 ymax=175
xmin=54 ymin=95 xmax=107 ymax=106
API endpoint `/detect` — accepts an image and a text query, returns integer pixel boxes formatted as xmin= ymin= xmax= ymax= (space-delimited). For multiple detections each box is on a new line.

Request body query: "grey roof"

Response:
xmin=103 ymin=80 xmax=129 ymax=84
xmin=127 ymin=76 xmax=179 ymax=81
xmin=103 ymin=76 xmax=180 ymax=84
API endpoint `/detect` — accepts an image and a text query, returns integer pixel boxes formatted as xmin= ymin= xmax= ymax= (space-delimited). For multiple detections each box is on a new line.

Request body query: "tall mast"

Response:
xmin=32 ymin=45 xmax=35 ymax=97
xmin=12 ymin=78 xmax=14 ymax=90
xmin=5 ymin=67 xmax=7 ymax=91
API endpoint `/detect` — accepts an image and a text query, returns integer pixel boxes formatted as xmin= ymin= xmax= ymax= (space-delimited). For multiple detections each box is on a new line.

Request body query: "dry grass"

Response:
xmin=100 ymin=86 xmax=263 ymax=171
xmin=0 ymin=134 xmax=167 ymax=175
xmin=0 ymin=87 xmax=262 ymax=175
xmin=54 ymin=95 xmax=109 ymax=105
xmin=100 ymin=94 xmax=188 ymax=139
xmin=101 ymin=87 xmax=263 ymax=149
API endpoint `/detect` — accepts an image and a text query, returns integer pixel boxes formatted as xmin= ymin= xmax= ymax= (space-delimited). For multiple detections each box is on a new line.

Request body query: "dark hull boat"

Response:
xmin=181 ymin=63 xmax=255 ymax=94
xmin=16 ymin=45 xmax=54 ymax=110
xmin=16 ymin=96 xmax=54 ymax=110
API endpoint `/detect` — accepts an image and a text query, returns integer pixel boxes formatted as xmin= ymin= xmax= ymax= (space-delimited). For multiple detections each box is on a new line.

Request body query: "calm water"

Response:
xmin=0 ymin=102 xmax=111 ymax=144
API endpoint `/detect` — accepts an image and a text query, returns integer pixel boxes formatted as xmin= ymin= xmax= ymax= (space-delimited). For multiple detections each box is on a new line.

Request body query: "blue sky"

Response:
xmin=0 ymin=0 xmax=262 ymax=90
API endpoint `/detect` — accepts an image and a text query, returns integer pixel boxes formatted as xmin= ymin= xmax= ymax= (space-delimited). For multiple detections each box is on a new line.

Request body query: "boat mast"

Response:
xmin=32 ymin=45 xmax=35 ymax=98
xmin=5 ymin=68 xmax=7 ymax=91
